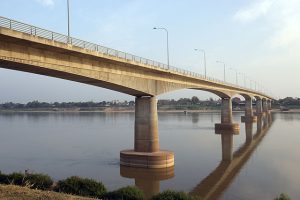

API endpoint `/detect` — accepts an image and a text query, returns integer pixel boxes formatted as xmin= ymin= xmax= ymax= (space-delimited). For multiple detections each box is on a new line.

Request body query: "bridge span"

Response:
xmin=0 ymin=16 xmax=273 ymax=168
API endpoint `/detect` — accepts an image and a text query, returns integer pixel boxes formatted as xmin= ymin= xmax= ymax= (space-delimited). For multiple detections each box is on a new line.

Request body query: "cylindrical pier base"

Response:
xmin=241 ymin=115 xmax=257 ymax=123
xmin=120 ymin=150 xmax=174 ymax=168
xmin=215 ymin=123 xmax=240 ymax=132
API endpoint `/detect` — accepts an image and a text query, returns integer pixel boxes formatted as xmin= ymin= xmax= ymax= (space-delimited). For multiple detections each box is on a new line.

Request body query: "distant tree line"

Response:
xmin=0 ymin=96 xmax=298 ymax=110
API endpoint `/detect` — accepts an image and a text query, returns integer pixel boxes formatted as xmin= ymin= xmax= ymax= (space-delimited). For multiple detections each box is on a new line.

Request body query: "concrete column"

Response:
xmin=120 ymin=96 xmax=174 ymax=168
xmin=241 ymin=98 xmax=257 ymax=122
xmin=267 ymin=100 xmax=272 ymax=110
xmin=221 ymin=133 xmax=233 ymax=161
xmin=221 ymin=97 xmax=232 ymax=124
xmin=134 ymin=96 xmax=159 ymax=152
xmin=215 ymin=97 xmax=239 ymax=132
xmin=256 ymin=99 xmax=263 ymax=115
xmin=262 ymin=99 xmax=268 ymax=112
xmin=245 ymin=98 xmax=253 ymax=118
xmin=257 ymin=115 xmax=262 ymax=133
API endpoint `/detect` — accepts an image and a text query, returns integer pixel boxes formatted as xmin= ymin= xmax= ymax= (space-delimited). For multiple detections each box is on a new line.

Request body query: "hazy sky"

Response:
xmin=0 ymin=0 xmax=299 ymax=103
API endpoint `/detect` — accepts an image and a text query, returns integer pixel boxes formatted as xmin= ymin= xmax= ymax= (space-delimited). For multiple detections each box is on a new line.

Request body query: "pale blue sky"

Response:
xmin=0 ymin=0 xmax=299 ymax=102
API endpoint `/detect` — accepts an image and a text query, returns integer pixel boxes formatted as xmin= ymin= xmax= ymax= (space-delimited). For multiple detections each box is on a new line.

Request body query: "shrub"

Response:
xmin=151 ymin=190 xmax=197 ymax=200
xmin=25 ymin=173 xmax=53 ymax=190
xmin=7 ymin=172 xmax=24 ymax=185
xmin=6 ymin=172 xmax=53 ymax=190
xmin=103 ymin=186 xmax=144 ymax=200
xmin=274 ymin=193 xmax=291 ymax=200
xmin=54 ymin=176 xmax=107 ymax=198
xmin=0 ymin=171 xmax=8 ymax=184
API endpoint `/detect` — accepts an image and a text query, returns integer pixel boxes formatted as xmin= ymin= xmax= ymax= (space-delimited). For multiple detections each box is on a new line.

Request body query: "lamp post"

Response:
xmin=194 ymin=49 xmax=206 ymax=78
xmin=229 ymin=68 xmax=238 ymax=85
xmin=153 ymin=27 xmax=169 ymax=69
xmin=67 ymin=0 xmax=70 ymax=43
xmin=216 ymin=61 xmax=226 ymax=82
xmin=239 ymin=72 xmax=246 ymax=87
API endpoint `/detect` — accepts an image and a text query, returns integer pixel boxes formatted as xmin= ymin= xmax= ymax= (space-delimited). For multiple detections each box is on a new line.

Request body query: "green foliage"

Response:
xmin=25 ymin=173 xmax=53 ymax=190
xmin=274 ymin=193 xmax=291 ymax=200
xmin=54 ymin=176 xmax=107 ymax=198
xmin=7 ymin=172 xmax=24 ymax=185
xmin=151 ymin=190 xmax=197 ymax=200
xmin=0 ymin=171 xmax=8 ymax=184
xmin=6 ymin=172 xmax=53 ymax=190
xmin=103 ymin=186 xmax=144 ymax=200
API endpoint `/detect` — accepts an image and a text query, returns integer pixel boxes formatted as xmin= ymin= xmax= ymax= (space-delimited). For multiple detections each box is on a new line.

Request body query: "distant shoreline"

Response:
xmin=0 ymin=109 xmax=299 ymax=113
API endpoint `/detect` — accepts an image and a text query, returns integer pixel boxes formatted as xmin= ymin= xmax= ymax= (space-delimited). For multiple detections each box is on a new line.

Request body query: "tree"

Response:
xmin=191 ymin=96 xmax=200 ymax=104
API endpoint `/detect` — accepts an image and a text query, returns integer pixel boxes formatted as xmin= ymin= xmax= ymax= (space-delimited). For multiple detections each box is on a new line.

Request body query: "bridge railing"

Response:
xmin=0 ymin=16 xmax=268 ymax=96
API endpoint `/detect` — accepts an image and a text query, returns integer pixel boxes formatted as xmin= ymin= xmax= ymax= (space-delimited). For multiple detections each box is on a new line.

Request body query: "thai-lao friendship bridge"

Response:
xmin=0 ymin=16 xmax=273 ymax=169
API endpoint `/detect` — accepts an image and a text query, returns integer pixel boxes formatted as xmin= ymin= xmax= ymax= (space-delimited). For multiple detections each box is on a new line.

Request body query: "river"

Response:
xmin=0 ymin=112 xmax=299 ymax=199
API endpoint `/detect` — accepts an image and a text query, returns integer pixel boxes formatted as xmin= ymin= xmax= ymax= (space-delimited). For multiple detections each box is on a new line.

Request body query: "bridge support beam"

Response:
xmin=256 ymin=99 xmax=263 ymax=116
xmin=241 ymin=98 xmax=257 ymax=123
xmin=262 ymin=99 xmax=268 ymax=113
xmin=215 ymin=97 xmax=239 ymax=131
xmin=267 ymin=100 xmax=272 ymax=110
xmin=120 ymin=96 xmax=174 ymax=168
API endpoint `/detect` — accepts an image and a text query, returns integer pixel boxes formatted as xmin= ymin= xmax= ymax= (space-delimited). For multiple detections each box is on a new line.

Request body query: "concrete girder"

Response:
xmin=0 ymin=27 xmax=273 ymax=100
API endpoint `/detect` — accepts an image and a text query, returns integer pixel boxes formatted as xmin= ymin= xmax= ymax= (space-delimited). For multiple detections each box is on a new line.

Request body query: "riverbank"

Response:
xmin=0 ymin=109 xmax=299 ymax=113
xmin=0 ymin=184 xmax=98 ymax=200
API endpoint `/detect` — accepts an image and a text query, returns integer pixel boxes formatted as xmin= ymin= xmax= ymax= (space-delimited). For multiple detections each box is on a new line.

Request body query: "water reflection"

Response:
xmin=190 ymin=113 xmax=273 ymax=200
xmin=120 ymin=166 xmax=174 ymax=199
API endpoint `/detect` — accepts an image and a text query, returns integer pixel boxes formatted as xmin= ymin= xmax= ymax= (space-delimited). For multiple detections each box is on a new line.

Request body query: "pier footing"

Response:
xmin=120 ymin=150 xmax=174 ymax=169
xmin=241 ymin=116 xmax=257 ymax=123
xmin=215 ymin=123 xmax=240 ymax=132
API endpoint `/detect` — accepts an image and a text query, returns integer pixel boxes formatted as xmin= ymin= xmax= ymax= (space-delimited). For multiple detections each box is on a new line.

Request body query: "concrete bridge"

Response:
xmin=0 ymin=16 xmax=273 ymax=168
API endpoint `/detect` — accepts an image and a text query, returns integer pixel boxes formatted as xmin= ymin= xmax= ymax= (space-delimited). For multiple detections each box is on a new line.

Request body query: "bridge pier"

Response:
xmin=256 ymin=99 xmax=263 ymax=116
xmin=215 ymin=97 xmax=239 ymax=131
xmin=241 ymin=98 xmax=257 ymax=123
xmin=262 ymin=99 xmax=268 ymax=113
xmin=120 ymin=96 xmax=174 ymax=168
xmin=267 ymin=100 xmax=272 ymax=110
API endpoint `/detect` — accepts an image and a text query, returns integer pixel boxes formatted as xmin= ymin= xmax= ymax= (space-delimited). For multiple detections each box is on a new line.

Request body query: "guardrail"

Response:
xmin=0 ymin=16 xmax=269 ymax=97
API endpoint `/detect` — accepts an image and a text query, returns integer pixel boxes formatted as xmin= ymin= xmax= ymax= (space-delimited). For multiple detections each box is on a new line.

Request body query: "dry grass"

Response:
xmin=0 ymin=184 xmax=99 ymax=200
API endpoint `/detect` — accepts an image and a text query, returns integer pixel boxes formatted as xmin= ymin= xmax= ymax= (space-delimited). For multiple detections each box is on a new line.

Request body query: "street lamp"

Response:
xmin=67 ymin=0 xmax=70 ymax=42
xmin=229 ymin=68 xmax=238 ymax=85
xmin=153 ymin=27 xmax=169 ymax=69
xmin=239 ymin=72 xmax=246 ymax=87
xmin=216 ymin=61 xmax=226 ymax=82
xmin=194 ymin=49 xmax=206 ymax=78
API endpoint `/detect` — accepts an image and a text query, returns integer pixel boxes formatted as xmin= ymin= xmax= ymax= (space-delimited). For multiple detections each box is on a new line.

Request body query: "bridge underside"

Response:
xmin=0 ymin=60 xmax=150 ymax=96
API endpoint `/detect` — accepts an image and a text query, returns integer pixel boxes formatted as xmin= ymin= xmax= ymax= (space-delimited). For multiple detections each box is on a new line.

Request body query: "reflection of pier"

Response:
xmin=190 ymin=113 xmax=273 ymax=200
xmin=120 ymin=166 xmax=174 ymax=200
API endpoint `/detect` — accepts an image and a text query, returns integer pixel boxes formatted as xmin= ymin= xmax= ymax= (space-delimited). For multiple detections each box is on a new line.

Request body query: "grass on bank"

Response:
xmin=0 ymin=170 xmax=293 ymax=200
